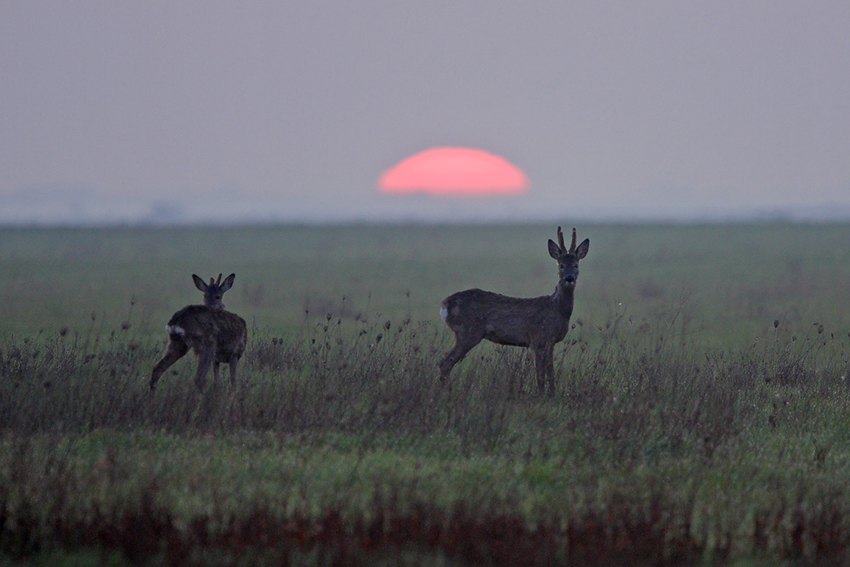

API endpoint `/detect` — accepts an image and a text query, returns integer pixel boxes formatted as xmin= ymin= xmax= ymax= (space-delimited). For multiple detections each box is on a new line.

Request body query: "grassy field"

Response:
xmin=1 ymin=222 xmax=850 ymax=566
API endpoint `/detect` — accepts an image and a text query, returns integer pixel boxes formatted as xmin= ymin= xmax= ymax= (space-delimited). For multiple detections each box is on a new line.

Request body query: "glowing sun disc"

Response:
xmin=378 ymin=147 xmax=529 ymax=195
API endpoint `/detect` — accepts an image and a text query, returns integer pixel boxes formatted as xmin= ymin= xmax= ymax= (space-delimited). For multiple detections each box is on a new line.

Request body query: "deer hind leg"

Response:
xmin=193 ymin=338 xmax=217 ymax=391
xmin=439 ymin=330 xmax=483 ymax=383
xmin=150 ymin=337 xmax=189 ymax=391
xmin=533 ymin=345 xmax=555 ymax=395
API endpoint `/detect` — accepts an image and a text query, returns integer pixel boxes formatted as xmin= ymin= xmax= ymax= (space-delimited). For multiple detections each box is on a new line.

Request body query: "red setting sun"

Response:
xmin=378 ymin=147 xmax=529 ymax=195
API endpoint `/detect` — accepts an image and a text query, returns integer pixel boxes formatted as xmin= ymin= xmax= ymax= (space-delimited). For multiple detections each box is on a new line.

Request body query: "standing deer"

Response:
xmin=150 ymin=273 xmax=248 ymax=391
xmin=439 ymin=227 xmax=589 ymax=394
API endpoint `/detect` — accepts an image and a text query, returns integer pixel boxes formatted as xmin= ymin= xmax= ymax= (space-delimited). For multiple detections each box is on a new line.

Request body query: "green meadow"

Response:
xmin=1 ymin=223 xmax=850 ymax=566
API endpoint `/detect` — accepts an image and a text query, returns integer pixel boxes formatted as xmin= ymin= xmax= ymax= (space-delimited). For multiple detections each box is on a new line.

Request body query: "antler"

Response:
xmin=569 ymin=228 xmax=577 ymax=254
xmin=557 ymin=226 xmax=566 ymax=253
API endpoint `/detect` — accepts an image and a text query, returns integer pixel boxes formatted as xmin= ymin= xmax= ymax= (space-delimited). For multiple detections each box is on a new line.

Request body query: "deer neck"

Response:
xmin=552 ymin=282 xmax=575 ymax=318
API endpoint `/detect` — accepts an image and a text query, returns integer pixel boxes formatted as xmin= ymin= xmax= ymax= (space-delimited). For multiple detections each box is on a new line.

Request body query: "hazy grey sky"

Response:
xmin=1 ymin=2 xmax=848 ymax=223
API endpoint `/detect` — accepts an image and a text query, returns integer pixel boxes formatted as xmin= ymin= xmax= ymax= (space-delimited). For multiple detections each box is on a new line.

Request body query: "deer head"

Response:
xmin=547 ymin=227 xmax=590 ymax=287
xmin=192 ymin=273 xmax=236 ymax=309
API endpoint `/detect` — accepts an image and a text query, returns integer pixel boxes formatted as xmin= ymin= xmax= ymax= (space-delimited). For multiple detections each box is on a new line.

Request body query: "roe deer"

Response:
xmin=150 ymin=273 xmax=248 ymax=391
xmin=439 ymin=227 xmax=589 ymax=394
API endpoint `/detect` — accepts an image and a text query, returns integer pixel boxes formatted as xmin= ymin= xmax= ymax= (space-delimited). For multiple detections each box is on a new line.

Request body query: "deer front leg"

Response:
xmin=150 ymin=338 xmax=189 ymax=391
xmin=228 ymin=356 xmax=239 ymax=387
xmin=533 ymin=344 xmax=555 ymax=394
xmin=439 ymin=331 xmax=483 ymax=384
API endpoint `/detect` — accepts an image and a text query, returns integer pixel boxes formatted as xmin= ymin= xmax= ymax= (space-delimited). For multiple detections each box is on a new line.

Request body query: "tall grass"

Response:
xmin=2 ymin=301 xmax=850 ymax=564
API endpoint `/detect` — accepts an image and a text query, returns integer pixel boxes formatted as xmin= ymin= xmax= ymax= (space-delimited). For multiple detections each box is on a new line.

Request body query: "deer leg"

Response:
xmin=193 ymin=339 xmax=216 ymax=391
xmin=533 ymin=345 xmax=555 ymax=394
xmin=439 ymin=331 xmax=483 ymax=383
xmin=228 ymin=357 xmax=239 ymax=387
xmin=150 ymin=338 xmax=189 ymax=391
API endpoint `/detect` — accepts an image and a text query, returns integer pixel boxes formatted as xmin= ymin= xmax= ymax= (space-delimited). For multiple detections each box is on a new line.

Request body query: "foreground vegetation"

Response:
xmin=1 ymin=223 xmax=850 ymax=565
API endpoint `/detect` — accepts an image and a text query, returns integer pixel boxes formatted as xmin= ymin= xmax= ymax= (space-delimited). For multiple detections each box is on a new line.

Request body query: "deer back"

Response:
xmin=167 ymin=305 xmax=247 ymax=358
xmin=442 ymin=289 xmax=571 ymax=347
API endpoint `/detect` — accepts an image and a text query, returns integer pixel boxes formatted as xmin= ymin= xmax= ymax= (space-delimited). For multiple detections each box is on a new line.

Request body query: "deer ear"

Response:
xmin=575 ymin=239 xmax=590 ymax=260
xmin=220 ymin=273 xmax=236 ymax=292
xmin=547 ymin=239 xmax=562 ymax=260
xmin=192 ymin=274 xmax=208 ymax=292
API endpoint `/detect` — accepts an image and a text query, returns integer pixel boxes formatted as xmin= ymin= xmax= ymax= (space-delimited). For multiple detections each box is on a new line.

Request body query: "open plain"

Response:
xmin=1 ymin=223 xmax=850 ymax=566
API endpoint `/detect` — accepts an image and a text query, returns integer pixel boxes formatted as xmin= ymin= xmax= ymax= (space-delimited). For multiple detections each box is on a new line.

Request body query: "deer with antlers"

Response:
xmin=150 ymin=273 xmax=248 ymax=392
xmin=439 ymin=227 xmax=589 ymax=394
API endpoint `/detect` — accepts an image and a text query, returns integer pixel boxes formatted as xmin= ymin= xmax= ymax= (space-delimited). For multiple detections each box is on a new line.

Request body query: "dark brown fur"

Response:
xmin=439 ymin=227 xmax=589 ymax=394
xmin=150 ymin=273 xmax=247 ymax=391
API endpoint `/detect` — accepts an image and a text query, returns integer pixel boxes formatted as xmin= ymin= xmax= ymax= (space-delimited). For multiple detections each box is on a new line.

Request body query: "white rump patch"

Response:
xmin=440 ymin=305 xmax=449 ymax=322
xmin=166 ymin=324 xmax=186 ymax=337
